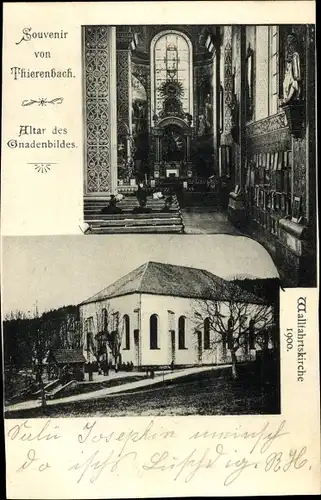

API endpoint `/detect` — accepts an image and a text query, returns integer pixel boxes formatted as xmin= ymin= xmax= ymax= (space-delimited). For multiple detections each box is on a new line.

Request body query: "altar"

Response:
xmin=83 ymin=26 xmax=217 ymax=197
xmin=151 ymin=116 xmax=194 ymax=179
xmin=165 ymin=165 xmax=180 ymax=177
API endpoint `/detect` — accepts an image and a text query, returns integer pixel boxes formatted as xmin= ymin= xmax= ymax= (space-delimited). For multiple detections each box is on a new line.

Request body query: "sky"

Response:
xmin=2 ymin=234 xmax=279 ymax=316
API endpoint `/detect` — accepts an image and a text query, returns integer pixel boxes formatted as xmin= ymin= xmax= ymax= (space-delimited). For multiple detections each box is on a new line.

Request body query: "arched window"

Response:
xmin=150 ymin=314 xmax=159 ymax=350
xmin=204 ymin=317 xmax=210 ymax=350
xmin=150 ymin=30 xmax=193 ymax=120
xmin=178 ymin=316 xmax=186 ymax=350
xmin=123 ymin=315 xmax=130 ymax=350
xmin=85 ymin=317 xmax=94 ymax=352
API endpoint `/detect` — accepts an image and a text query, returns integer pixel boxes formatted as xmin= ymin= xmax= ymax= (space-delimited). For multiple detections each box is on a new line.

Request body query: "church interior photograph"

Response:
xmin=82 ymin=24 xmax=316 ymax=287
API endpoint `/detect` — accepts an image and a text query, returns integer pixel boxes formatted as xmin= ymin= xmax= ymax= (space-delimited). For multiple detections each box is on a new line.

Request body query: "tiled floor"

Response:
xmin=182 ymin=207 xmax=242 ymax=235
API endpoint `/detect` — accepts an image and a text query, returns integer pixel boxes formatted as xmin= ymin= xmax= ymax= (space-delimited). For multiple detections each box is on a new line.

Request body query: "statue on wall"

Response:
xmin=131 ymin=74 xmax=148 ymax=136
xmin=133 ymin=100 xmax=147 ymax=134
xmin=198 ymin=70 xmax=213 ymax=134
xmin=282 ymin=33 xmax=302 ymax=105
xmin=245 ymin=45 xmax=254 ymax=121
xmin=204 ymin=93 xmax=212 ymax=128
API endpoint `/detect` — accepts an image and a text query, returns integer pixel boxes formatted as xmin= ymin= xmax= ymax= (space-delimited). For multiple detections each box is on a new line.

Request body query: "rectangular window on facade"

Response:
xmin=86 ymin=332 xmax=93 ymax=351
xmin=123 ymin=315 xmax=130 ymax=350
xmin=102 ymin=308 xmax=108 ymax=331
xmin=85 ymin=317 xmax=94 ymax=351
xmin=204 ymin=318 xmax=210 ymax=350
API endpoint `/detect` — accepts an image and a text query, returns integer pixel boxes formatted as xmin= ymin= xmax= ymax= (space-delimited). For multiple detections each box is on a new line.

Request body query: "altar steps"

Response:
xmin=84 ymin=194 xmax=184 ymax=234
xmin=91 ymin=225 xmax=183 ymax=234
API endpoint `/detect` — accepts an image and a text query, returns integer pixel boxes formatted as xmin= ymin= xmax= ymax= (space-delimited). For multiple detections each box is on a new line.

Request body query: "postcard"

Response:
xmin=1 ymin=1 xmax=319 ymax=498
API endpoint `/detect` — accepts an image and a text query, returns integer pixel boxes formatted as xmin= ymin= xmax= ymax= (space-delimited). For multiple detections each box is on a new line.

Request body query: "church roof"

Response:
xmin=80 ymin=261 xmax=265 ymax=306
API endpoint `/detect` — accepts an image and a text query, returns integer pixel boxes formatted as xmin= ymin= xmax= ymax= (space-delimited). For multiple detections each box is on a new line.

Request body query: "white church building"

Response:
xmin=79 ymin=261 xmax=272 ymax=369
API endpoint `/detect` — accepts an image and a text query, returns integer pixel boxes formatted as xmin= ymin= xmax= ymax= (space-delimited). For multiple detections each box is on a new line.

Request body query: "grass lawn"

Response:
xmin=57 ymin=375 xmax=147 ymax=398
xmin=5 ymin=363 xmax=280 ymax=418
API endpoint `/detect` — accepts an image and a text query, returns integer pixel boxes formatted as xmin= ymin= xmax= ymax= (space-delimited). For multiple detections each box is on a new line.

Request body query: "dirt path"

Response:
xmin=6 ymin=365 xmax=231 ymax=413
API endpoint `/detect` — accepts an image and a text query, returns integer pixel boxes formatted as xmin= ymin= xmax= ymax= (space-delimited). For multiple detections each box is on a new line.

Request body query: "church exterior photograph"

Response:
xmin=3 ymin=235 xmax=280 ymax=418
xmin=80 ymin=261 xmax=277 ymax=374
xmin=82 ymin=23 xmax=316 ymax=288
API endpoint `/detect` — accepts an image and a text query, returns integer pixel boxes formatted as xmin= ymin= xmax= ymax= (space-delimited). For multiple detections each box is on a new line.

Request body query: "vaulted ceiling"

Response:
xmin=116 ymin=25 xmax=220 ymax=62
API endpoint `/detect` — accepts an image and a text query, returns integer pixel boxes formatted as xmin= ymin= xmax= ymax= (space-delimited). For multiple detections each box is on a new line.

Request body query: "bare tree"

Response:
xmin=59 ymin=314 xmax=82 ymax=349
xmin=106 ymin=309 xmax=122 ymax=372
xmin=193 ymin=280 xmax=276 ymax=379
xmin=83 ymin=302 xmax=122 ymax=373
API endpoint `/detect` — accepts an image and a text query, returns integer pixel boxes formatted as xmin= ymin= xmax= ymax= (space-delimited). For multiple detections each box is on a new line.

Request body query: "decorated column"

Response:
xmin=116 ymin=29 xmax=137 ymax=184
xmin=83 ymin=26 xmax=117 ymax=197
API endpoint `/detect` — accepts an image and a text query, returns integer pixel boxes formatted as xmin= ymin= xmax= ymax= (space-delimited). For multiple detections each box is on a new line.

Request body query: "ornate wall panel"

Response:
xmin=223 ymin=26 xmax=233 ymax=134
xmin=245 ymin=112 xmax=291 ymax=153
xmin=117 ymin=50 xmax=131 ymax=124
xmin=83 ymin=26 xmax=111 ymax=194
xmin=289 ymin=25 xmax=307 ymax=218
xmin=292 ymin=137 xmax=307 ymax=216
xmin=246 ymin=129 xmax=291 ymax=153
xmin=246 ymin=112 xmax=287 ymax=137
xmin=232 ymin=27 xmax=241 ymax=178
xmin=194 ymin=61 xmax=213 ymax=131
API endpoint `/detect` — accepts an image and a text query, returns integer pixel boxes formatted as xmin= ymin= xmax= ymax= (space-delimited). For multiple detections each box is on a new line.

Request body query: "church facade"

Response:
xmin=82 ymin=24 xmax=316 ymax=286
xmin=79 ymin=262 xmax=275 ymax=369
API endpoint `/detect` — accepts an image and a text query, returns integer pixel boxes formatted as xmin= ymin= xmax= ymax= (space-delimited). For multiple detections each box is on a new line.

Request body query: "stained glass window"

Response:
xmin=151 ymin=31 xmax=192 ymax=117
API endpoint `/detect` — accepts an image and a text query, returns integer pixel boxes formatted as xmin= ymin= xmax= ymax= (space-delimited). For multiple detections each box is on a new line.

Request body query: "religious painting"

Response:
xmin=162 ymin=125 xmax=185 ymax=162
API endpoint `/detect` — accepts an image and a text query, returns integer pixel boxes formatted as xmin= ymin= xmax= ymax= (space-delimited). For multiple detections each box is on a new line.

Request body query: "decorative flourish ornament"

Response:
xmin=22 ymin=97 xmax=64 ymax=107
xmin=28 ymin=162 xmax=55 ymax=173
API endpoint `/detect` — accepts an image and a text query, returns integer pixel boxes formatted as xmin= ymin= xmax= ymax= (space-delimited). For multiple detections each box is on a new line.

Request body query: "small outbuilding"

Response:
xmin=46 ymin=349 xmax=86 ymax=382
